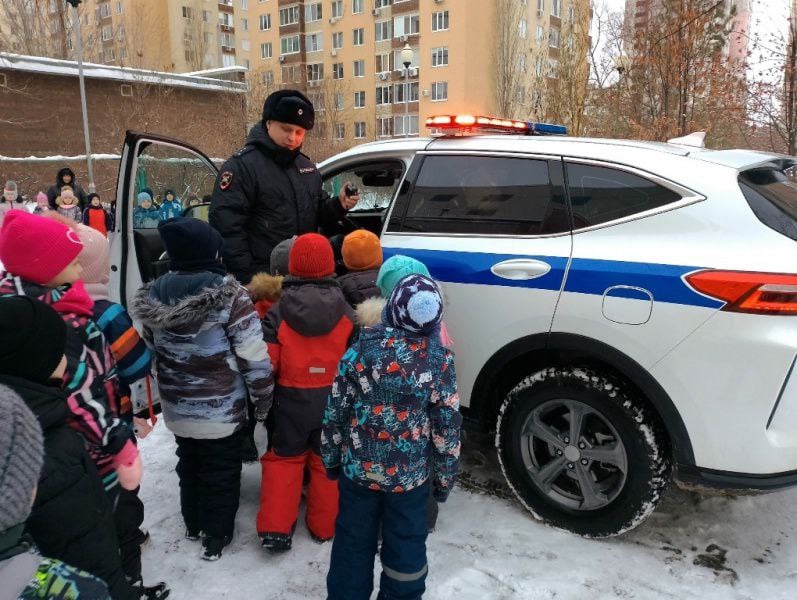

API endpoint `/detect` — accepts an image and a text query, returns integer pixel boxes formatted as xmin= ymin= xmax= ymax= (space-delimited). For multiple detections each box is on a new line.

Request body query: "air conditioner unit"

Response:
xmin=329 ymin=17 xmax=340 ymax=24
xmin=372 ymin=8 xmax=381 ymax=16
xmin=330 ymin=49 xmax=337 ymax=56
xmin=379 ymin=72 xmax=388 ymax=80
xmin=308 ymin=80 xmax=321 ymax=87
xmin=536 ymin=9 xmax=544 ymax=16
xmin=279 ymin=55 xmax=286 ymax=62
xmin=409 ymin=67 xmax=418 ymax=77
xmin=421 ymin=89 xmax=430 ymax=96
xmin=399 ymin=35 xmax=408 ymax=42
xmin=434 ymin=0 xmax=443 ymax=3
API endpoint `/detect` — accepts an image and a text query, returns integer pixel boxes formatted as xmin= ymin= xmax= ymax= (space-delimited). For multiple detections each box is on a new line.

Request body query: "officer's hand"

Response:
xmin=339 ymin=182 xmax=359 ymax=211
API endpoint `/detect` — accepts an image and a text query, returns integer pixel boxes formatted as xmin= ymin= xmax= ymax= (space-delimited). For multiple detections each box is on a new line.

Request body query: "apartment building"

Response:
xmin=0 ymin=0 xmax=254 ymax=73
xmin=249 ymin=0 xmax=588 ymax=143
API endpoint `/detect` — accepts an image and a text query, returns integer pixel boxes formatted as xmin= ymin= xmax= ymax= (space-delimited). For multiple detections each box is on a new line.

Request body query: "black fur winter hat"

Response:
xmin=262 ymin=89 xmax=315 ymax=130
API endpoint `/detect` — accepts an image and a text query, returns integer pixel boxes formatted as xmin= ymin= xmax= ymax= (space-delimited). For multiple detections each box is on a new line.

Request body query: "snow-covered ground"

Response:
xmin=139 ymin=424 xmax=797 ymax=599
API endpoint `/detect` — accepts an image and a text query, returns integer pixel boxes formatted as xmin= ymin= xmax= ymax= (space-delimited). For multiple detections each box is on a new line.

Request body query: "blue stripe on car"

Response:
xmin=382 ymin=247 xmax=723 ymax=309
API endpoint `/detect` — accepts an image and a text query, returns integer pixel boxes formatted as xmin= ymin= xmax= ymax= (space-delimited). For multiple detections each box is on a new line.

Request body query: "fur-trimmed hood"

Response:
xmin=355 ymin=296 xmax=385 ymax=327
xmin=131 ymin=272 xmax=241 ymax=329
xmin=247 ymin=272 xmax=284 ymax=303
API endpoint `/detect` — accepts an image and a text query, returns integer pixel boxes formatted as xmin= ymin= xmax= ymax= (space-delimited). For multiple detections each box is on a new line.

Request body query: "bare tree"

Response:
xmin=493 ymin=0 xmax=533 ymax=117
xmin=182 ymin=0 xmax=214 ymax=71
xmin=0 ymin=0 xmax=71 ymax=58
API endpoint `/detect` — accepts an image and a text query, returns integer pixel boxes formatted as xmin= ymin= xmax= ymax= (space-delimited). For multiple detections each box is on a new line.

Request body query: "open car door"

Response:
xmin=109 ymin=131 xmax=218 ymax=415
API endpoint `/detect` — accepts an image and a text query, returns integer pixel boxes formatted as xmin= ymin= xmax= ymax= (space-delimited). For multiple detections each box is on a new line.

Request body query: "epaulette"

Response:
xmin=234 ymin=145 xmax=256 ymax=158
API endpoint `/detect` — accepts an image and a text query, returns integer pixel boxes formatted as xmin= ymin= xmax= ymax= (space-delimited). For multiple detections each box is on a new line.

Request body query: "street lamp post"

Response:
xmin=400 ymin=43 xmax=413 ymax=138
xmin=66 ymin=0 xmax=95 ymax=193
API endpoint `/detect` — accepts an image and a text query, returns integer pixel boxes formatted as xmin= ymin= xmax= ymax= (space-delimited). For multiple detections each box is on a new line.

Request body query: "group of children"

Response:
xmin=132 ymin=190 xmax=189 ymax=229
xmin=0 ymin=207 xmax=461 ymax=600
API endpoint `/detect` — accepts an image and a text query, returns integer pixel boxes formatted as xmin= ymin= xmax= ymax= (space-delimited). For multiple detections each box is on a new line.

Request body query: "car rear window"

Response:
xmin=739 ymin=166 xmax=797 ymax=241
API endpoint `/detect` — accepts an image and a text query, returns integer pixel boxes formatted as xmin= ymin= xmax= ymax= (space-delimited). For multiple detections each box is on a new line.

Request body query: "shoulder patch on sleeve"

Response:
xmin=220 ymin=171 xmax=234 ymax=190
xmin=234 ymin=145 xmax=256 ymax=158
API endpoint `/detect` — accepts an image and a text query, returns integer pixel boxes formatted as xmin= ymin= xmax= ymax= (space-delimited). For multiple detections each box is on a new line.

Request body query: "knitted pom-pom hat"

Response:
xmin=384 ymin=273 xmax=443 ymax=336
xmin=342 ymin=229 xmax=383 ymax=272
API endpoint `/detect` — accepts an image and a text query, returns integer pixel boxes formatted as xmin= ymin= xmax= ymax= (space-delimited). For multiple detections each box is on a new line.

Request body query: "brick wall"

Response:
xmin=0 ymin=67 xmax=248 ymax=199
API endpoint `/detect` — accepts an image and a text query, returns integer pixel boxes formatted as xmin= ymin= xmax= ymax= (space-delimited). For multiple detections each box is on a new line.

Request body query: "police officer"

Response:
xmin=210 ymin=89 xmax=359 ymax=284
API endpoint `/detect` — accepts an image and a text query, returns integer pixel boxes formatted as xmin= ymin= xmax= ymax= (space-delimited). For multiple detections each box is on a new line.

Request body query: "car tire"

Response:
xmin=496 ymin=366 xmax=672 ymax=537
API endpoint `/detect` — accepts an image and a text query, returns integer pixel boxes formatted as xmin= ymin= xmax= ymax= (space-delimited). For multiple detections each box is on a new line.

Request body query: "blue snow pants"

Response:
xmin=327 ymin=476 xmax=430 ymax=600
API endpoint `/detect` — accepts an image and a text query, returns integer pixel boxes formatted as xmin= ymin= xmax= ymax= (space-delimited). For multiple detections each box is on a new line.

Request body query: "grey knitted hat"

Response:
xmin=269 ymin=236 xmax=296 ymax=276
xmin=0 ymin=384 xmax=44 ymax=532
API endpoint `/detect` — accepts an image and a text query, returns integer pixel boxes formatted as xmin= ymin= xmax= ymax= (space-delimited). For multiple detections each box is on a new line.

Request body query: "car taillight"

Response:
xmin=685 ymin=270 xmax=797 ymax=315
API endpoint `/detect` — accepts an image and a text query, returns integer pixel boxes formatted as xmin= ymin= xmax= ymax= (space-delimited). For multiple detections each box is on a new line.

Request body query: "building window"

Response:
xmin=101 ymin=25 xmax=113 ymax=41
xmin=431 ymin=47 xmax=448 ymax=67
xmin=393 ymin=14 xmax=419 ymax=37
xmin=223 ymin=54 xmax=236 ymax=67
xmin=354 ymin=91 xmax=365 ymax=108
xmin=202 ymin=10 xmax=211 ymax=22
xmin=260 ymin=42 xmax=272 ymax=58
xmin=220 ymin=32 xmax=236 ymax=48
xmin=305 ymin=2 xmax=322 ymax=22
xmin=551 ymin=0 xmax=561 ymax=17
xmin=282 ymin=65 xmax=300 ymax=82
xmin=120 ymin=47 xmax=128 ymax=59
xmin=519 ymin=19 xmax=527 ymax=39
xmin=99 ymin=2 xmax=111 ymax=18
xmin=240 ymin=0 xmax=248 ymax=8
xmin=241 ymin=17 xmax=249 ymax=30
xmin=332 ymin=32 xmax=343 ymax=49
xmin=241 ymin=38 xmax=250 ymax=51
xmin=306 ymin=32 xmax=323 ymax=52
xmin=548 ymin=58 xmax=559 ymax=78
xmin=334 ymin=123 xmax=345 ymax=140
xmin=393 ymin=82 xmax=419 ymax=103
xmin=568 ymin=5 xmax=575 ymax=22
xmin=262 ymin=70 xmax=274 ymax=85
xmin=353 ymin=28 xmax=364 ymax=45
xmin=332 ymin=62 xmax=344 ymax=79
xmin=279 ymin=6 xmax=300 ymax=26
xmin=307 ymin=63 xmax=324 ymax=81
xmin=431 ymin=81 xmax=448 ymax=101
xmin=115 ymin=1 xmax=123 ymax=14
xmin=219 ymin=12 xmax=234 ymax=27
xmin=374 ymin=0 xmax=392 ymax=7
xmin=394 ymin=115 xmax=418 ymax=136
xmin=334 ymin=92 xmax=345 ymax=109
xmin=537 ymin=0 xmax=545 ymax=14
xmin=353 ymin=0 xmax=364 ymax=13
xmin=181 ymin=6 xmax=194 ymax=20
xmin=535 ymin=25 xmax=545 ymax=43
xmin=259 ymin=14 xmax=271 ymax=30
xmin=376 ymin=85 xmax=392 ymax=105
xmin=353 ymin=59 xmax=365 ymax=77
xmin=332 ymin=0 xmax=343 ymax=18
xmin=281 ymin=35 xmax=300 ymax=54
xmin=354 ymin=122 xmax=366 ymax=139
xmin=549 ymin=28 xmax=560 ymax=48
xmin=375 ymin=21 xmax=392 ymax=42
xmin=377 ymin=117 xmax=393 ymax=137
xmin=375 ymin=52 xmax=393 ymax=73
xmin=431 ymin=10 xmax=448 ymax=32
xmin=103 ymin=47 xmax=115 ymax=62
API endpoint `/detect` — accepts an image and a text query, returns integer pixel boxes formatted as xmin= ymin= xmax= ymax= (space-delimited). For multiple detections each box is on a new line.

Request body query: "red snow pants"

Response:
xmin=256 ymin=449 xmax=339 ymax=540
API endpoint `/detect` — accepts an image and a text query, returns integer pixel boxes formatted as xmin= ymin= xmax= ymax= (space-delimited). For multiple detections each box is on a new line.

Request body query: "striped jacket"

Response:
xmin=92 ymin=299 xmax=151 ymax=403
xmin=0 ymin=273 xmax=136 ymax=491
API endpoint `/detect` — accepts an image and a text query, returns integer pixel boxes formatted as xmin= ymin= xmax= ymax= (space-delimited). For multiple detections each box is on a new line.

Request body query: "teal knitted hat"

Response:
xmin=376 ymin=255 xmax=431 ymax=298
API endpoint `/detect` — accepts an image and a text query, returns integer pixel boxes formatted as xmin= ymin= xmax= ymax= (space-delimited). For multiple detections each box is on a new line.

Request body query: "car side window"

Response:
xmin=133 ymin=143 xmax=217 ymax=229
xmin=565 ymin=162 xmax=682 ymax=229
xmin=322 ymin=160 xmax=405 ymax=212
xmin=398 ymin=155 xmax=567 ymax=235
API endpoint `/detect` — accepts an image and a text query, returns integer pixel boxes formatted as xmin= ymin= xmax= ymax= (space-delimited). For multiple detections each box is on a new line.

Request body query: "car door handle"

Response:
xmin=491 ymin=259 xmax=551 ymax=280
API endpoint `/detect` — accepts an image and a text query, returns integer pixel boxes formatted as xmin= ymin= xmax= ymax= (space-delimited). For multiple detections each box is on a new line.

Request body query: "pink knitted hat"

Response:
xmin=75 ymin=224 xmax=110 ymax=287
xmin=0 ymin=211 xmax=83 ymax=284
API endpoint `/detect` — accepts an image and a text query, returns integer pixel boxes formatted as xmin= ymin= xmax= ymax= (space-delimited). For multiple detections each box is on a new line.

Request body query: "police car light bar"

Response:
xmin=425 ymin=114 xmax=567 ymax=136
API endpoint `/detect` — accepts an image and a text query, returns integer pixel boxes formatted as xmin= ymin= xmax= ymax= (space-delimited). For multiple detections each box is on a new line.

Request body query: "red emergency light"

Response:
xmin=425 ymin=114 xmax=567 ymax=136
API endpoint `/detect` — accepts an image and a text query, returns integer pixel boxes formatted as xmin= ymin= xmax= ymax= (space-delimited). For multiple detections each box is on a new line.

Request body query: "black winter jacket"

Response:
xmin=338 ymin=269 xmax=380 ymax=308
xmin=0 ymin=377 xmax=133 ymax=600
xmin=209 ymin=124 xmax=346 ymax=284
xmin=46 ymin=167 xmax=87 ymax=210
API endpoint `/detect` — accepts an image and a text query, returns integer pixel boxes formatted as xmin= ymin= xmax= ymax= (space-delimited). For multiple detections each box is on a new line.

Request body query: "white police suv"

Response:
xmin=111 ymin=116 xmax=797 ymax=537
